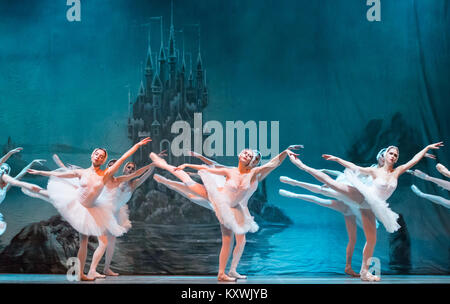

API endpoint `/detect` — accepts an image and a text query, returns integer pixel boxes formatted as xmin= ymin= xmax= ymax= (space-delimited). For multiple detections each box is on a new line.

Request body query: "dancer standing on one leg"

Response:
xmin=0 ymin=147 xmax=46 ymax=235
xmin=150 ymin=145 xmax=302 ymax=281
xmin=279 ymin=148 xmax=387 ymax=277
xmin=285 ymin=142 xmax=443 ymax=281
xmin=25 ymin=137 xmax=151 ymax=280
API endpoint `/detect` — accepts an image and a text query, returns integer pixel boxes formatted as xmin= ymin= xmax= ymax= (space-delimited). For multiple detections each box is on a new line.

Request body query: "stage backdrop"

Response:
xmin=0 ymin=0 xmax=449 ymax=275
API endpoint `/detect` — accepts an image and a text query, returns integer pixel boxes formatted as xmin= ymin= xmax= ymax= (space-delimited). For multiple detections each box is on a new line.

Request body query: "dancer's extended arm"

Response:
xmin=436 ymin=163 xmax=450 ymax=178
xmin=0 ymin=147 xmax=22 ymax=166
xmin=115 ymin=163 xmax=155 ymax=183
xmin=104 ymin=137 xmax=152 ymax=180
xmin=4 ymin=159 xmax=46 ymax=192
xmin=176 ymin=163 xmax=231 ymax=177
xmin=322 ymin=154 xmax=375 ymax=177
xmin=189 ymin=151 xmax=226 ymax=168
xmin=395 ymin=142 xmax=444 ymax=176
xmin=27 ymin=168 xmax=81 ymax=179
xmin=253 ymin=145 xmax=303 ymax=181
xmin=52 ymin=154 xmax=67 ymax=169
xmin=130 ymin=166 xmax=155 ymax=190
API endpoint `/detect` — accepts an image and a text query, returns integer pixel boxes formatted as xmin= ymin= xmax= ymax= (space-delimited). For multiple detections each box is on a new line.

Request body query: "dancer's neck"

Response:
xmin=238 ymin=162 xmax=251 ymax=174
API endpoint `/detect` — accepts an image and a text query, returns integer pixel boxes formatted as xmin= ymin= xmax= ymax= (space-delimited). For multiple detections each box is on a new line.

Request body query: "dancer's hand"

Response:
xmin=31 ymin=159 xmax=46 ymax=166
xmin=287 ymin=145 xmax=304 ymax=151
xmin=322 ymin=154 xmax=338 ymax=162
xmin=26 ymin=169 xmax=40 ymax=175
xmin=158 ymin=150 xmax=168 ymax=157
xmin=427 ymin=141 xmax=444 ymax=150
xmin=174 ymin=164 xmax=187 ymax=171
xmin=136 ymin=137 xmax=152 ymax=147
xmin=424 ymin=153 xmax=436 ymax=160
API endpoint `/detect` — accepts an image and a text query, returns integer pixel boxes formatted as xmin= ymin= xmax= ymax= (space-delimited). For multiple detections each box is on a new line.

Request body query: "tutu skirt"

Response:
xmin=46 ymin=171 xmax=126 ymax=237
xmin=344 ymin=169 xmax=400 ymax=233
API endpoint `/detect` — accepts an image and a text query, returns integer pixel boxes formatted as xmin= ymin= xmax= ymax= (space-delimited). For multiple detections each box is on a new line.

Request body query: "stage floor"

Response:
xmin=0 ymin=274 xmax=449 ymax=284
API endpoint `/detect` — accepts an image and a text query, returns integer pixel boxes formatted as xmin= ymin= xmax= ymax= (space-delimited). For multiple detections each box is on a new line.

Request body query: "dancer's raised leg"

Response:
xmin=411 ymin=185 xmax=450 ymax=208
xmin=280 ymin=176 xmax=340 ymax=198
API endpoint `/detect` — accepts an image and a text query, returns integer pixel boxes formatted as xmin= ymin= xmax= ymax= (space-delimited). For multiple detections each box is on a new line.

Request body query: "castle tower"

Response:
xmin=145 ymin=35 xmax=154 ymax=99
xmin=168 ymin=1 xmax=177 ymax=90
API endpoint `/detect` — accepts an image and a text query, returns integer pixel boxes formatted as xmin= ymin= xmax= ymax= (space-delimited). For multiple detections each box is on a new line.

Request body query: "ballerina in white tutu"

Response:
xmin=285 ymin=142 xmax=443 ymax=281
xmin=0 ymin=147 xmax=46 ymax=235
xmin=408 ymin=164 xmax=450 ymax=209
xmin=26 ymin=137 xmax=151 ymax=280
xmin=150 ymin=145 xmax=302 ymax=281
xmin=278 ymin=148 xmax=387 ymax=277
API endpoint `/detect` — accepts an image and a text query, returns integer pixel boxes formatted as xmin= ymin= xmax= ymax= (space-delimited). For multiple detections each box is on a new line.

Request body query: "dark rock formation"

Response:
xmin=388 ymin=214 xmax=412 ymax=274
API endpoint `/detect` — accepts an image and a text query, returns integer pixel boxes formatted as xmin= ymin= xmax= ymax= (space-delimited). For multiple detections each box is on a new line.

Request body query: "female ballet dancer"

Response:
xmin=150 ymin=145 xmax=302 ymax=281
xmin=408 ymin=166 xmax=450 ymax=209
xmin=25 ymin=137 xmax=151 ymax=280
xmin=0 ymin=147 xmax=46 ymax=235
xmin=278 ymin=148 xmax=387 ymax=277
xmin=52 ymin=153 xmax=162 ymax=276
xmin=285 ymin=142 xmax=443 ymax=281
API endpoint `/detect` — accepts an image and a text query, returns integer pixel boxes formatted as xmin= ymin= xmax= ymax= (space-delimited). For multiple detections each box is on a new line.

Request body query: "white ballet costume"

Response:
xmin=97 ymin=182 xmax=133 ymax=233
xmin=344 ymin=169 xmax=400 ymax=233
xmin=197 ymin=170 xmax=259 ymax=235
xmin=45 ymin=168 xmax=126 ymax=237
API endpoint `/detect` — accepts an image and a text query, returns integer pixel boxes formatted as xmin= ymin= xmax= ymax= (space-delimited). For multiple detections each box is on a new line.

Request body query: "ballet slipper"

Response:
xmin=87 ymin=270 xmax=106 ymax=280
xmin=344 ymin=266 xmax=360 ymax=277
xmin=217 ymin=273 xmax=237 ymax=282
xmin=104 ymin=269 xmax=119 ymax=276
xmin=360 ymin=269 xmax=380 ymax=282
xmin=228 ymin=270 xmax=247 ymax=280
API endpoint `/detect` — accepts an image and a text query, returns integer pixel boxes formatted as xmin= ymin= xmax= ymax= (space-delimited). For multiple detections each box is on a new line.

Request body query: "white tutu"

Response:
xmin=97 ymin=184 xmax=133 ymax=234
xmin=46 ymin=169 xmax=126 ymax=237
xmin=198 ymin=170 xmax=259 ymax=234
xmin=344 ymin=169 xmax=400 ymax=233
xmin=0 ymin=213 xmax=6 ymax=236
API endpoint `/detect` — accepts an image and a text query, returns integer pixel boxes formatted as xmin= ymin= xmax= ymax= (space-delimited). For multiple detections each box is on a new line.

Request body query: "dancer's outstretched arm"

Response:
xmin=253 ymin=145 xmax=303 ymax=182
xmin=104 ymin=137 xmax=151 ymax=180
xmin=189 ymin=151 xmax=226 ymax=168
xmin=322 ymin=154 xmax=375 ymax=177
xmin=27 ymin=168 xmax=81 ymax=179
xmin=436 ymin=163 xmax=450 ymax=178
xmin=4 ymin=159 xmax=46 ymax=192
xmin=0 ymin=147 xmax=22 ymax=166
xmin=407 ymin=169 xmax=450 ymax=191
xmin=115 ymin=163 xmax=155 ymax=183
xmin=130 ymin=166 xmax=155 ymax=190
xmin=52 ymin=154 xmax=67 ymax=169
xmin=395 ymin=142 xmax=444 ymax=176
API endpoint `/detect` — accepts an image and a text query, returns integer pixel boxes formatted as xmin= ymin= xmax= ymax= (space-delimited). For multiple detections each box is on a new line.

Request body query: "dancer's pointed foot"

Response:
xmin=344 ymin=266 xmax=360 ymax=277
xmin=279 ymin=176 xmax=297 ymax=185
xmin=87 ymin=270 xmax=106 ymax=280
xmin=360 ymin=270 xmax=380 ymax=282
xmin=80 ymin=274 xmax=95 ymax=281
xmin=153 ymin=173 xmax=167 ymax=184
xmin=411 ymin=185 xmax=423 ymax=197
xmin=218 ymin=273 xmax=237 ymax=282
xmin=149 ymin=152 xmax=167 ymax=168
xmin=104 ymin=269 xmax=119 ymax=276
xmin=279 ymin=189 xmax=296 ymax=198
xmin=228 ymin=270 xmax=247 ymax=280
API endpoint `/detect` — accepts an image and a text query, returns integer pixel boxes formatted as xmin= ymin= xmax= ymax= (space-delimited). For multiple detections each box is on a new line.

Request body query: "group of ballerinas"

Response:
xmin=0 ymin=137 xmax=446 ymax=282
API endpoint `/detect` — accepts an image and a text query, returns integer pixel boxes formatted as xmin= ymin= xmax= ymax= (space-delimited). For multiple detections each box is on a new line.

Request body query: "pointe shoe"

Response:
xmin=344 ymin=267 xmax=360 ymax=278
xmin=104 ymin=269 xmax=119 ymax=276
xmin=411 ymin=185 xmax=423 ymax=196
xmin=217 ymin=274 xmax=237 ymax=282
xmin=153 ymin=174 xmax=166 ymax=183
xmin=149 ymin=152 xmax=167 ymax=166
xmin=280 ymin=176 xmax=295 ymax=184
xmin=228 ymin=270 xmax=247 ymax=280
xmin=87 ymin=270 xmax=106 ymax=280
xmin=360 ymin=270 xmax=380 ymax=282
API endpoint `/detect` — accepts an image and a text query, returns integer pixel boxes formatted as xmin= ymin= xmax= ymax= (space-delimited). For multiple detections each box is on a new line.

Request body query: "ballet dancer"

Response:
xmin=285 ymin=142 xmax=443 ymax=281
xmin=150 ymin=145 xmax=302 ymax=281
xmin=278 ymin=148 xmax=387 ymax=277
xmin=0 ymin=147 xmax=46 ymax=235
xmin=26 ymin=137 xmax=151 ymax=280
xmin=408 ymin=165 xmax=450 ymax=209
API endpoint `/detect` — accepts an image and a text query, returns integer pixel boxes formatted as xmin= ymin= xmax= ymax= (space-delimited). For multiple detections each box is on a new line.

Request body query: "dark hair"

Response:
xmin=107 ymin=159 xmax=118 ymax=167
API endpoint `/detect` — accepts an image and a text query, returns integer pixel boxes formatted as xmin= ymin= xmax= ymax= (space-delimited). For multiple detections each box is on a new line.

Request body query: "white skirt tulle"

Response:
xmin=197 ymin=170 xmax=259 ymax=235
xmin=46 ymin=171 xmax=126 ymax=237
xmin=344 ymin=169 xmax=400 ymax=233
xmin=116 ymin=205 xmax=132 ymax=233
